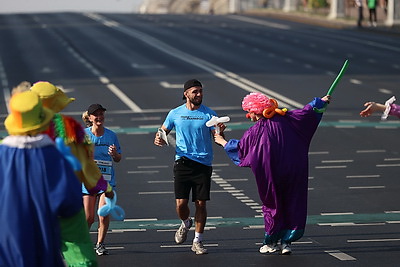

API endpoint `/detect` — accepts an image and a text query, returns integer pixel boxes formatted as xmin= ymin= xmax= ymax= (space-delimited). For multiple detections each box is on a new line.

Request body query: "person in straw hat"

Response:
xmin=30 ymin=80 xmax=119 ymax=263
xmin=0 ymin=91 xmax=86 ymax=267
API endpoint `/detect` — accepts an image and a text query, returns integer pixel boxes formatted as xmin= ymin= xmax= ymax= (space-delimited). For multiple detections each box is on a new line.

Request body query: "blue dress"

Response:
xmin=0 ymin=135 xmax=83 ymax=267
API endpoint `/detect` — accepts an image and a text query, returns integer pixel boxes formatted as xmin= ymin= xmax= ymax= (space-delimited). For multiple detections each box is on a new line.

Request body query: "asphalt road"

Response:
xmin=1 ymin=12 xmax=400 ymax=267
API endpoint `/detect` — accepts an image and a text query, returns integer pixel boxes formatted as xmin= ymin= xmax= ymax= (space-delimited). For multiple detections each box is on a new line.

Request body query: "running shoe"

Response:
xmin=174 ymin=218 xmax=193 ymax=244
xmin=259 ymin=243 xmax=279 ymax=254
xmin=281 ymin=243 xmax=292 ymax=255
xmin=95 ymin=243 xmax=109 ymax=256
xmin=191 ymin=241 xmax=208 ymax=255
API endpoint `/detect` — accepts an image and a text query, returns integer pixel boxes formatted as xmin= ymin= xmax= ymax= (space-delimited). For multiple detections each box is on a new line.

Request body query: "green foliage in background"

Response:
xmin=308 ymin=0 xmax=329 ymax=8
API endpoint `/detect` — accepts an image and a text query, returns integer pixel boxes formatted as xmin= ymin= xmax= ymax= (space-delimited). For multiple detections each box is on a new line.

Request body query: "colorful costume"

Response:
xmin=0 ymin=135 xmax=84 ymax=267
xmin=0 ymin=91 xmax=85 ymax=266
xmin=388 ymin=103 xmax=400 ymax=118
xmin=44 ymin=114 xmax=111 ymax=194
xmin=30 ymin=81 xmax=101 ymax=266
xmin=224 ymin=97 xmax=327 ymax=245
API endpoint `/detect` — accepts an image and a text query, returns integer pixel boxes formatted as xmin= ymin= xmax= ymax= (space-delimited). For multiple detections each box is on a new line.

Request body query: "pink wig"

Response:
xmin=242 ymin=92 xmax=273 ymax=114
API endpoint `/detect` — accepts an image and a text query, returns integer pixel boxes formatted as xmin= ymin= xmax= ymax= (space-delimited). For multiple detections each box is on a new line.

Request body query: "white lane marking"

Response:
xmin=138 ymin=190 xmax=243 ymax=195
xmin=128 ymin=170 xmax=159 ymax=174
xmin=376 ymin=163 xmax=400 ymax=167
xmin=213 ymin=163 xmax=230 ymax=167
xmin=137 ymin=165 xmax=169 ymax=169
xmin=346 ymin=175 xmax=380 ymax=178
xmin=349 ymin=186 xmax=385 ymax=189
xmin=211 ymin=171 xmax=262 ymax=212
xmin=325 ymin=250 xmax=356 ymax=261
xmin=106 ymin=83 xmax=142 ymax=112
xmin=160 ymin=81 xmax=181 ymax=88
xmin=124 ymin=218 xmax=158 ymax=222
xmin=321 ymin=160 xmax=353 ymax=163
xmin=348 ymin=238 xmax=400 ymax=243
xmin=379 ymin=88 xmax=392 ymax=94
xmin=384 ymin=158 xmax=400 ymax=161
xmin=350 ymin=79 xmax=362 ymax=85
xmin=321 ymin=212 xmax=354 ymax=216
xmin=356 ymin=150 xmax=386 ymax=153
xmin=158 ymin=227 xmax=215 ymax=233
xmin=309 ymin=151 xmax=329 ymax=155
xmin=315 ymin=165 xmax=347 ymax=169
xmin=319 ymin=222 xmax=385 ymax=226
xmin=160 ymin=243 xmax=218 ymax=248
xmin=85 ymin=13 xmax=303 ymax=109
xmin=33 ymin=17 xmax=143 ymax=113
xmin=111 ymin=229 xmax=146 ymax=233
xmin=228 ymin=15 xmax=291 ymax=30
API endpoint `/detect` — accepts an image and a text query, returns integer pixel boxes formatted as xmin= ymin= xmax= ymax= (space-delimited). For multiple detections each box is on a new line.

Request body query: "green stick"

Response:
xmin=313 ymin=59 xmax=349 ymax=113
xmin=327 ymin=59 xmax=349 ymax=96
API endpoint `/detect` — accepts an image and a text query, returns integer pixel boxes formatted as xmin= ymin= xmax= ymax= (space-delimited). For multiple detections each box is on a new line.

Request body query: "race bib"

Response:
xmin=95 ymin=160 xmax=112 ymax=181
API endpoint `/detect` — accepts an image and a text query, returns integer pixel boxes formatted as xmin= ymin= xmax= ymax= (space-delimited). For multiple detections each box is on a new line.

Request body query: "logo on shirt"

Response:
xmin=180 ymin=115 xmax=204 ymax=120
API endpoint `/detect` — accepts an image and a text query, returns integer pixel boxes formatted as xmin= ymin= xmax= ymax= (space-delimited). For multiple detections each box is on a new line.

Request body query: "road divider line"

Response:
xmin=325 ymin=250 xmax=356 ymax=261
xmin=347 ymin=238 xmax=400 ymax=243
xmin=85 ymin=13 xmax=303 ymax=109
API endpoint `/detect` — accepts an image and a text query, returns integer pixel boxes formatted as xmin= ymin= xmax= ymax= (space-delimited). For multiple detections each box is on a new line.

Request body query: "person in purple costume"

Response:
xmin=214 ymin=92 xmax=331 ymax=255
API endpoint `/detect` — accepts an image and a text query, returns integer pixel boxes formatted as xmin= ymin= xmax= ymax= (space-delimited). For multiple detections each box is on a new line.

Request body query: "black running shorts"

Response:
xmin=173 ymin=157 xmax=212 ymax=202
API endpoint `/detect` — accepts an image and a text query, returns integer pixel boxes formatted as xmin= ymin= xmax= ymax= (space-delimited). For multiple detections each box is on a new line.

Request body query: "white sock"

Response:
xmin=182 ymin=218 xmax=191 ymax=229
xmin=193 ymin=232 xmax=202 ymax=243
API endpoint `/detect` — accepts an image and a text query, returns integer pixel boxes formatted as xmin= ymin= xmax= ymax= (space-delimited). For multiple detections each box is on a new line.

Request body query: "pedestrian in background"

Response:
xmin=154 ymin=79 xmax=225 ymax=255
xmin=367 ymin=0 xmax=378 ymax=27
xmin=355 ymin=0 xmax=364 ymax=27
xmin=82 ymin=104 xmax=122 ymax=256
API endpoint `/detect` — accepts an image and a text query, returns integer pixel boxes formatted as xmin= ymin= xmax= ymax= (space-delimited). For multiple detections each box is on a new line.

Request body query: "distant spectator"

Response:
xmin=366 ymin=0 xmax=377 ymax=27
xmin=355 ymin=0 xmax=364 ymax=28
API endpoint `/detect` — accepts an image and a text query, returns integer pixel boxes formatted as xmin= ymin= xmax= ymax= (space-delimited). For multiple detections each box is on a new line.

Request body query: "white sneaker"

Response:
xmin=281 ymin=243 xmax=292 ymax=255
xmin=191 ymin=241 xmax=208 ymax=255
xmin=174 ymin=218 xmax=193 ymax=244
xmin=259 ymin=243 xmax=279 ymax=254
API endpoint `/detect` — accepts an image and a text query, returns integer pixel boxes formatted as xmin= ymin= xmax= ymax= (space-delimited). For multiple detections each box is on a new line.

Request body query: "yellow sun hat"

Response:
xmin=4 ymin=91 xmax=54 ymax=136
xmin=30 ymin=81 xmax=75 ymax=113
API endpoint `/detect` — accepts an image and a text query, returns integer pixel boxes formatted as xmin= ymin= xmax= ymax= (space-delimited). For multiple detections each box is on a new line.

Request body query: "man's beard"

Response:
xmin=190 ymin=97 xmax=202 ymax=106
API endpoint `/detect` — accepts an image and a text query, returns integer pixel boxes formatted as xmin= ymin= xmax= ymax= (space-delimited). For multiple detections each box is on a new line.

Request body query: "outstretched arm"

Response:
xmin=360 ymin=102 xmax=386 ymax=117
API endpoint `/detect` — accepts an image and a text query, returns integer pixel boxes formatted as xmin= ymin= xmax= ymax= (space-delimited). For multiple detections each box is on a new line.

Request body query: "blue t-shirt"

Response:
xmin=163 ymin=104 xmax=217 ymax=166
xmin=82 ymin=127 xmax=121 ymax=194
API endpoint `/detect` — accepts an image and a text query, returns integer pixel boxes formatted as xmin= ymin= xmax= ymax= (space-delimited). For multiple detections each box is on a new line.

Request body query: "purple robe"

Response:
xmin=224 ymin=98 xmax=326 ymax=244
xmin=389 ymin=103 xmax=400 ymax=118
